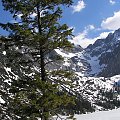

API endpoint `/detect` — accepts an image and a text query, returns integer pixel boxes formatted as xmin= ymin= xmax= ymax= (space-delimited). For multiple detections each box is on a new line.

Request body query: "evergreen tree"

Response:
xmin=0 ymin=0 xmax=77 ymax=120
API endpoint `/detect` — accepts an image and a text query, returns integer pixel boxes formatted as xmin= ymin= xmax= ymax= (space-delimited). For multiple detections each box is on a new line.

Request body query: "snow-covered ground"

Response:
xmin=75 ymin=108 xmax=120 ymax=120
xmin=53 ymin=108 xmax=120 ymax=120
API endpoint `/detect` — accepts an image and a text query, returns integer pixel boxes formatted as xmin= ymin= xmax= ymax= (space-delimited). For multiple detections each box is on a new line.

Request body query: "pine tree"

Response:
xmin=0 ymin=0 xmax=76 ymax=120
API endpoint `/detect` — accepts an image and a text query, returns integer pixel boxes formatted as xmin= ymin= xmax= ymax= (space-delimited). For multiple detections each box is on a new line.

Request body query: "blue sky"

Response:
xmin=0 ymin=0 xmax=120 ymax=48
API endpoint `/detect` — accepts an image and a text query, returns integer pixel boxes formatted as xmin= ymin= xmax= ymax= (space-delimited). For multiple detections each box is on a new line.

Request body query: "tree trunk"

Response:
xmin=37 ymin=4 xmax=46 ymax=82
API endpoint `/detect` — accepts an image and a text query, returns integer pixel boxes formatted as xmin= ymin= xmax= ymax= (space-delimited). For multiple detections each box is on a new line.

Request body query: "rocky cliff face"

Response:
xmin=50 ymin=28 xmax=120 ymax=77
xmin=85 ymin=28 xmax=120 ymax=77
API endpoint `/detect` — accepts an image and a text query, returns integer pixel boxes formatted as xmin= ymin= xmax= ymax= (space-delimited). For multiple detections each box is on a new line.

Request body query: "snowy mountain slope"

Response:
xmin=53 ymin=28 xmax=120 ymax=77
xmin=73 ymin=76 xmax=112 ymax=101
xmin=48 ymin=47 xmax=120 ymax=109
xmin=48 ymin=45 xmax=89 ymax=76
xmin=1 ymin=28 xmax=120 ymax=115
xmin=50 ymin=28 xmax=120 ymax=110
xmin=85 ymin=28 xmax=120 ymax=77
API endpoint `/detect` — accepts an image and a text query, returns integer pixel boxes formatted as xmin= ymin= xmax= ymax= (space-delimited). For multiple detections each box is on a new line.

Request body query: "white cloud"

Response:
xmin=70 ymin=25 xmax=113 ymax=48
xmin=85 ymin=25 xmax=95 ymax=31
xmin=70 ymin=25 xmax=95 ymax=48
xmin=73 ymin=37 xmax=95 ymax=48
xmin=101 ymin=11 xmax=120 ymax=30
xmin=109 ymin=0 xmax=116 ymax=5
xmin=71 ymin=0 xmax=86 ymax=13
xmin=94 ymin=31 xmax=113 ymax=40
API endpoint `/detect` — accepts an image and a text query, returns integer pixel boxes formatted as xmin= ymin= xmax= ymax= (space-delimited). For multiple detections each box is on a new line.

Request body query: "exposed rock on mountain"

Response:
xmin=85 ymin=28 xmax=120 ymax=77
xmin=50 ymin=28 xmax=120 ymax=77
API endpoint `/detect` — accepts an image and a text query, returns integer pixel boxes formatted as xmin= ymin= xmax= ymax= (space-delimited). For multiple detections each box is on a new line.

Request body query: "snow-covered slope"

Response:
xmin=85 ymin=28 xmax=120 ymax=77
xmin=53 ymin=28 xmax=120 ymax=77
xmin=55 ymin=108 xmax=120 ymax=120
xmin=51 ymin=29 xmax=120 ymax=110
xmin=48 ymin=45 xmax=89 ymax=77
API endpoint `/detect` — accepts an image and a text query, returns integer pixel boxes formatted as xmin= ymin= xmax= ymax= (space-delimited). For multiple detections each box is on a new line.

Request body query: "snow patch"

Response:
xmin=55 ymin=49 xmax=75 ymax=58
xmin=107 ymin=49 xmax=112 ymax=52
xmin=0 ymin=97 xmax=5 ymax=104
xmin=111 ymin=75 xmax=120 ymax=82
xmin=87 ymin=56 xmax=101 ymax=75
